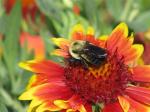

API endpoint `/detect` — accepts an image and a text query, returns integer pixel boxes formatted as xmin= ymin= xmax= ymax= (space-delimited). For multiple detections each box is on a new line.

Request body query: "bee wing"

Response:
xmin=97 ymin=53 xmax=107 ymax=58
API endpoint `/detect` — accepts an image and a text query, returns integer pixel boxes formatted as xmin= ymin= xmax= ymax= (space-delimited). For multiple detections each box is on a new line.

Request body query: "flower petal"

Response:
xmin=84 ymin=104 xmax=92 ymax=112
xmin=26 ymin=75 xmax=37 ymax=89
xmin=19 ymin=82 xmax=70 ymax=100
xmin=71 ymin=24 xmax=84 ymax=35
xmin=99 ymin=35 xmax=108 ymax=41
xmin=51 ymin=49 xmax=69 ymax=58
xmin=107 ymin=22 xmax=128 ymax=52
xmin=27 ymin=98 xmax=43 ymax=112
xmin=132 ymin=65 xmax=150 ymax=82
xmin=124 ymin=44 xmax=144 ymax=63
xmin=126 ymin=86 xmax=150 ymax=105
xmin=54 ymin=95 xmax=87 ymax=112
xmin=29 ymin=73 xmax=65 ymax=88
xmin=87 ymin=26 xmax=95 ymax=35
xmin=125 ymin=96 xmax=150 ymax=112
xmin=19 ymin=84 xmax=42 ymax=100
xmin=20 ymin=32 xmax=45 ymax=60
xmin=67 ymin=109 xmax=76 ymax=112
xmin=34 ymin=83 xmax=72 ymax=101
xmin=19 ymin=60 xmax=64 ymax=75
xmin=118 ymin=96 xmax=130 ymax=112
xmin=51 ymin=38 xmax=70 ymax=48
xmin=102 ymin=102 xmax=124 ymax=112
xmin=106 ymin=23 xmax=143 ymax=63
xmin=70 ymin=24 xmax=85 ymax=40
xmin=54 ymin=100 xmax=70 ymax=109
xmin=112 ymin=23 xmax=128 ymax=37
xmin=85 ymin=35 xmax=102 ymax=46
xmin=36 ymin=102 xmax=61 ymax=112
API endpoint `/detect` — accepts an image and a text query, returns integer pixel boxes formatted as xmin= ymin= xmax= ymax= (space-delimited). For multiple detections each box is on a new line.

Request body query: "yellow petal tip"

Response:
xmin=54 ymin=100 xmax=69 ymax=109
xmin=18 ymin=61 xmax=33 ymax=71
xmin=87 ymin=26 xmax=95 ymax=35
xmin=133 ymin=44 xmax=144 ymax=59
xmin=113 ymin=22 xmax=128 ymax=37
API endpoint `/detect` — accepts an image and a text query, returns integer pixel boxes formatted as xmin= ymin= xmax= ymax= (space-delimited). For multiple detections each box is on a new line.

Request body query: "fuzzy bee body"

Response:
xmin=69 ymin=40 xmax=107 ymax=67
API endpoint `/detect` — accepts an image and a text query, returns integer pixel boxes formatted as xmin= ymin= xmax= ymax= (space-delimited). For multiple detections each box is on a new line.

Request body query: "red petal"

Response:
xmin=72 ymin=32 xmax=84 ymax=40
xmin=30 ymin=73 xmax=64 ymax=87
xmin=68 ymin=95 xmax=84 ymax=109
xmin=125 ymin=96 xmax=150 ymax=112
xmin=116 ymin=37 xmax=133 ymax=55
xmin=107 ymin=29 xmax=124 ymax=52
xmin=85 ymin=35 xmax=100 ymax=46
xmin=84 ymin=104 xmax=92 ymax=112
xmin=122 ymin=48 xmax=137 ymax=62
xmin=132 ymin=65 xmax=150 ymax=82
xmin=34 ymin=83 xmax=73 ymax=101
xmin=102 ymin=102 xmax=124 ymax=112
xmin=21 ymin=60 xmax=64 ymax=75
xmin=126 ymin=86 xmax=150 ymax=105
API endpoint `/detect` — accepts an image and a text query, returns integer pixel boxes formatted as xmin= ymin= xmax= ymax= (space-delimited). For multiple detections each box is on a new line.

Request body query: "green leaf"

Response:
xmin=0 ymin=15 xmax=7 ymax=34
xmin=36 ymin=0 xmax=63 ymax=21
xmin=0 ymin=0 xmax=4 ymax=16
xmin=3 ymin=0 xmax=21 ymax=67
xmin=0 ymin=103 xmax=8 ymax=112
xmin=129 ymin=11 xmax=150 ymax=31
xmin=106 ymin=0 xmax=123 ymax=20
xmin=1 ymin=0 xmax=22 ymax=92
xmin=140 ymin=0 xmax=150 ymax=11
xmin=82 ymin=0 xmax=99 ymax=22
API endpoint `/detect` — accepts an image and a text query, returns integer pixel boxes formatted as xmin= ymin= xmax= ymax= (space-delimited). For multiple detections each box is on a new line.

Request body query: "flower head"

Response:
xmin=5 ymin=0 xmax=38 ymax=20
xmin=20 ymin=32 xmax=45 ymax=60
xmin=19 ymin=23 xmax=150 ymax=112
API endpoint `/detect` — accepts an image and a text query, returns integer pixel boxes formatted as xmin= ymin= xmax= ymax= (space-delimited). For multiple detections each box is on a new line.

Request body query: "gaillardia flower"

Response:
xmin=5 ymin=0 xmax=40 ymax=20
xmin=20 ymin=32 xmax=45 ymax=60
xmin=19 ymin=23 xmax=150 ymax=112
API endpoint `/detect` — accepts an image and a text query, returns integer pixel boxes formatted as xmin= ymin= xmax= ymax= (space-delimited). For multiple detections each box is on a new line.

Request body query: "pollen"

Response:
xmin=64 ymin=53 xmax=132 ymax=104
xmin=89 ymin=63 xmax=111 ymax=78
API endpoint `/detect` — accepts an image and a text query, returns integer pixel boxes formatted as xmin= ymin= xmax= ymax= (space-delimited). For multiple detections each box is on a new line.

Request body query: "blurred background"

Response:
xmin=0 ymin=0 xmax=150 ymax=111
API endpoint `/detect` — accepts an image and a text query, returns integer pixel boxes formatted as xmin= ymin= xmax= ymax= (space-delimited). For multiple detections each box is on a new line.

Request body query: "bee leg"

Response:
xmin=68 ymin=58 xmax=77 ymax=63
xmin=93 ymin=59 xmax=101 ymax=66
xmin=67 ymin=57 xmax=80 ymax=65
xmin=80 ymin=56 xmax=89 ymax=69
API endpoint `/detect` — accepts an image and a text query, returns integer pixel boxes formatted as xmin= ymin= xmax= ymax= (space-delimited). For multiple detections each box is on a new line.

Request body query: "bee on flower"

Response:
xmin=19 ymin=23 xmax=150 ymax=112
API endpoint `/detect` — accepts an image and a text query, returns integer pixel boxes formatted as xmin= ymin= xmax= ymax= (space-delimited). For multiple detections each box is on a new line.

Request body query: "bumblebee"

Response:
xmin=69 ymin=40 xmax=107 ymax=67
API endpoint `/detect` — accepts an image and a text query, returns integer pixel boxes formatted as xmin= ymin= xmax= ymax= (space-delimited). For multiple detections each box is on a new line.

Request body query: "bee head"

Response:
xmin=69 ymin=40 xmax=87 ymax=59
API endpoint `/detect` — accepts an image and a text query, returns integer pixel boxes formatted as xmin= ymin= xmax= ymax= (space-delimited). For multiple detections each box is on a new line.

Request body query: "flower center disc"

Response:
xmin=64 ymin=54 xmax=132 ymax=104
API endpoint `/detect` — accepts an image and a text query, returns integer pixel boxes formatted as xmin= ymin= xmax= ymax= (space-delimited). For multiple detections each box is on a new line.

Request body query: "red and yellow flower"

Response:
xmin=19 ymin=23 xmax=150 ymax=112
xmin=4 ymin=0 xmax=39 ymax=20
xmin=20 ymin=32 xmax=45 ymax=60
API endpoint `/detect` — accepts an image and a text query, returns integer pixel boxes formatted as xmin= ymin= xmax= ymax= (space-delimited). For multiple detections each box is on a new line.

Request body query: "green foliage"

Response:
xmin=0 ymin=1 xmax=29 ymax=112
xmin=129 ymin=11 xmax=150 ymax=31
xmin=0 ymin=103 xmax=8 ymax=112
xmin=106 ymin=0 xmax=123 ymax=21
